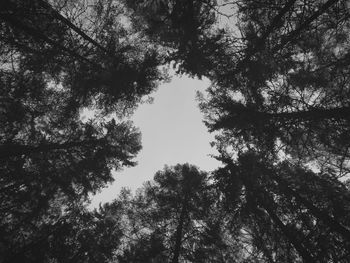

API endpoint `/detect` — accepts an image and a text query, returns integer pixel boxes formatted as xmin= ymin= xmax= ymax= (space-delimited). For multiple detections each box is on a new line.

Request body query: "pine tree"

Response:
xmin=0 ymin=1 xmax=165 ymax=261
xmin=215 ymin=151 xmax=350 ymax=262
xmin=116 ymin=164 xmax=241 ymax=262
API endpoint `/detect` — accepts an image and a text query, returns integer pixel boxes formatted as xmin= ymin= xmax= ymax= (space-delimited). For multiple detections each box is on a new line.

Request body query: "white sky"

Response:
xmin=90 ymin=75 xmax=221 ymax=207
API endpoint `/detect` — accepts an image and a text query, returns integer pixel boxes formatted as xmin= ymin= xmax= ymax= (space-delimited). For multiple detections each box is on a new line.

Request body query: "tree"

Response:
xmin=0 ymin=1 xmax=165 ymax=261
xmin=0 ymin=0 xmax=165 ymax=115
xmin=131 ymin=0 xmax=350 ymax=176
xmin=197 ymin=0 xmax=350 ymax=175
xmin=0 ymin=198 xmax=123 ymax=263
xmin=0 ymin=119 xmax=141 ymax=262
xmin=115 ymin=164 xmax=241 ymax=262
xmin=124 ymin=0 xmax=230 ymax=77
xmin=214 ymin=151 xmax=350 ymax=262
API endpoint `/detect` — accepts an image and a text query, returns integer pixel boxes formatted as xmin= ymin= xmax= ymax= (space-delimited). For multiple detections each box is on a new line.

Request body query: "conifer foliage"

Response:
xmin=1 ymin=0 xmax=350 ymax=262
xmin=126 ymin=0 xmax=350 ymax=261
xmin=0 ymin=0 xmax=163 ymax=262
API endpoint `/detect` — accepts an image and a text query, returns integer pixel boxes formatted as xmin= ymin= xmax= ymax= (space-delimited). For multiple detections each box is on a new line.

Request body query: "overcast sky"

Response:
xmin=90 ymin=75 xmax=221 ymax=207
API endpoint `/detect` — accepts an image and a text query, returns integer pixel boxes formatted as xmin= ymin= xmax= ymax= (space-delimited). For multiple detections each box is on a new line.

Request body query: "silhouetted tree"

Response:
xmin=197 ymin=0 xmax=350 ymax=175
xmin=0 ymin=1 xmax=165 ymax=261
xmin=115 ymin=164 xmax=242 ymax=262
xmin=0 ymin=0 xmax=165 ymax=116
xmin=124 ymin=0 xmax=230 ymax=77
xmin=215 ymin=151 xmax=350 ymax=262
xmin=0 ymin=119 xmax=141 ymax=262
xmin=132 ymin=0 xmax=350 ymax=175
xmin=3 ymin=0 xmax=350 ymax=261
xmin=1 ymin=198 xmax=123 ymax=263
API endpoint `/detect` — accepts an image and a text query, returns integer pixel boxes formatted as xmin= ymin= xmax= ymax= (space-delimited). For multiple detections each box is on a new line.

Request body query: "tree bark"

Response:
xmin=171 ymin=197 xmax=188 ymax=263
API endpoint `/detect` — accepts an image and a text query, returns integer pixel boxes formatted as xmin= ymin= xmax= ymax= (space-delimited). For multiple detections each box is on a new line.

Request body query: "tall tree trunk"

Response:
xmin=259 ymin=0 xmax=297 ymax=42
xmin=171 ymin=197 xmax=188 ymax=263
xmin=268 ymin=106 xmax=350 ymax=122
xmin=0 ymin=1 xmax=100 ymax=67
xmin=240 ymin=0 xmax=297 ymax=64
xmin=257 ymin=199 xmax=316 ymax=263
xmin=37 ymin=0 xmax=111 ymax=55
xmin=251 ymin=222 xmax=276 ymax=263
xmin=216 ymin=105 xmax=350 ymax=131
xmin=238 ymin=0 xmax=337 ymax=72
xmin=272 ymin=174 xmax=350 ymax=242
xmin=273 ymin=0 xmax=340 ymax=52
xmin=238 ymin=167 xmax=316 ymax=262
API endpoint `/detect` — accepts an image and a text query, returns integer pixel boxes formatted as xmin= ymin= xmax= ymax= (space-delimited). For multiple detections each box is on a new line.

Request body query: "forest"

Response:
xmin=0 ymin=0 xmax=350 ymax=262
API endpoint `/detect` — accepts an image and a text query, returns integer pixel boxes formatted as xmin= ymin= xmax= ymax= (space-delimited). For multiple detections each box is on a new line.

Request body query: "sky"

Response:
xmin=90 ymin=75 xmax=221 ymax=207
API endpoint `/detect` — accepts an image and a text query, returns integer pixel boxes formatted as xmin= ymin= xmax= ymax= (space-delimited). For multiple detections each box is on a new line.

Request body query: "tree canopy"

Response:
xmin=0 ymin=0 xmax=164 ymax=261
xmin=112 ymin=164 xmax=244 ymax=263
xmin=123 ymin=0 xmax=350 ymax=261
xmin=1 ymin=0 xmax=350 ymax=262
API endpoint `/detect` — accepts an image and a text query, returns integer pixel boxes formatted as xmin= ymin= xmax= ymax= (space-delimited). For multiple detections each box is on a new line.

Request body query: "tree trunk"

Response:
xmin=273 ymin=175 xmax=350 ymax=242
xmin=0 ymin=1 xmax=100 ymax=67
xmin=238 ymin=167 xmax=316 ymax=263
xmin=267 ymin=106 xmax=350 ymax=122
xmin=242 ymin=0 xmax=297 ymax=62
xmin=257 ymin=199 xmax=316 ymax=263
xmin=171 ymin=197 xmax=188 ymax=263
xmin=273 ymin=0 xmax=340 ymax=51
xmin=37 ymin=0 xmax=111 ymax=55
xmin=252 ymin=223 xmax=276 ymax=263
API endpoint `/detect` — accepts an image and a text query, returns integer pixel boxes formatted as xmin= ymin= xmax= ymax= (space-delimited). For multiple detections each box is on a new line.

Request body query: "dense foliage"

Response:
xmin=0 ymin=0 xmax=163 ymax=261
xmin=122 ymin=0 xmax=350 ymax=261
xmin=1 ymin=0 xmax=350 ymax=262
